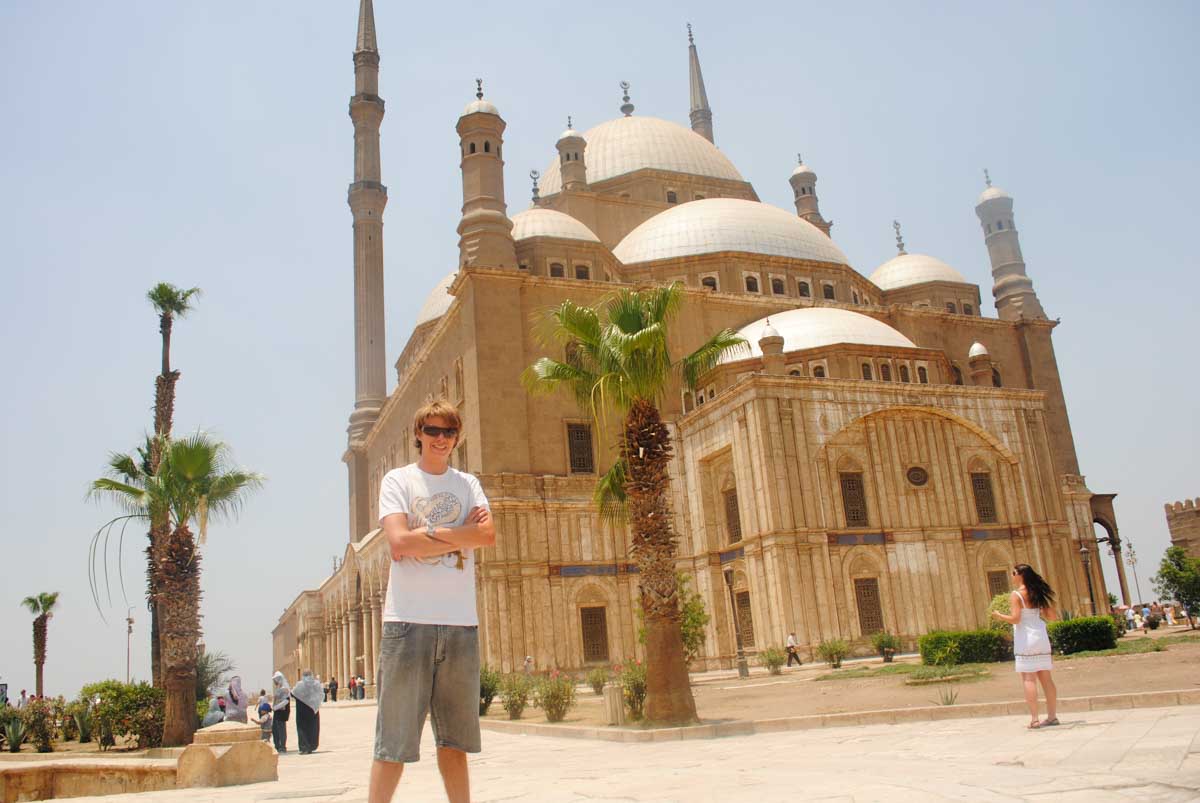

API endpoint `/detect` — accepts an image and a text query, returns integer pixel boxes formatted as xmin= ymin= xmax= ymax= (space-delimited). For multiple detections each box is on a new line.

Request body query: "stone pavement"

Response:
xmin=67 ymin=703 xmax=1200 ymax=802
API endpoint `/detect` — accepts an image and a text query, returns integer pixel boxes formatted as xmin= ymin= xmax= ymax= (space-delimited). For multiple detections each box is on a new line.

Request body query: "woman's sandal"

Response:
xmin=1027 ymin=720 xmax=1041 ymax=729
xmin=1040 ymin=717 xmax=1060 ymax=727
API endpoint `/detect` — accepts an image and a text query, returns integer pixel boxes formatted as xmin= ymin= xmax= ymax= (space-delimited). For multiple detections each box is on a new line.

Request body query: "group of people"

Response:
xmin=198 ymin=672 xmax=322 ymax=755
xmin=1121 ymin=600 xmax=1185 ymax=631
xmin=321 ymin=675 xmax=367 ymax=702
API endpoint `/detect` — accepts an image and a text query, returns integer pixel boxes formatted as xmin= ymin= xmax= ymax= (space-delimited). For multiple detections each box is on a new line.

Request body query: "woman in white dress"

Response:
xmin=990 ymin=563 xmax=1059 ymax=729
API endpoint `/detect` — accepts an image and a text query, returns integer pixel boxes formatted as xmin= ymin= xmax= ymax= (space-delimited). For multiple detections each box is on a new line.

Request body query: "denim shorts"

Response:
xmin=373 ymin=621 xmax=481 ymax=763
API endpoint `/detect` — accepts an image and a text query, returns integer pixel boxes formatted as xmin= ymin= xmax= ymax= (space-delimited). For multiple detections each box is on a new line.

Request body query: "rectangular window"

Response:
xmin=574 ymin=265 xmax=590 ymax=280
xmin=735 ymin=590 xmax=755 ymax=648
xmin=854 ymin=577 xmax=884 ymax=634
xmin=986 ymin=570 xmax=1009 ymax=599
xmin=580 ymin=606 xmax=609 ymax=663
xmin=567 ymin=423 xmax=595 ymax=474
xmin=724 ymin=489 xmax=742 ymax=544
xmin=971 ymin=473 xmax=998 ymax=523
xmin=822 ymin=284 xmax=835 ymax=300
xmin=963 ymin=303 xmax=973 ymax=316
xmin=945 ymin=301 xmax=957 ymax=313
xmin=840 ymin=472 xmax=869 ymax=527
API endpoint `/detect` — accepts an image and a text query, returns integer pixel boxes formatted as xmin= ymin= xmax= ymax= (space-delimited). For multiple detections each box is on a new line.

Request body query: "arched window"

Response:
xmin=788 ymin=369 xmax=802 ymax=377
xmin=861 ymin=363 xmax=873 ymax=380
xmin=992 ymin=368 xmax=1002 ymax=388
xmin=549 ymin=263 xmax=565 ymax=278
xmin=823 ymin=284 xmax=835 ymax=300
xmin=574 ymin=265 xmax=590 ymax=280
xmin=812 ymin=365 xmax=826 ymax=378
xmin=745 ymin=276 xmax=759 ymax=293
xmin=918 ymin=366 xmax=929 ymax=384
xmin=951 ymin=365 xmax=963 ymax=385
xmin=666 ymin=191 xmax=678 ymax=204
xmin=701 ymin=276 xmax=717 ymax=291
xmin=996 ymin=220 xmax=1004 ymax=230
xmin=694 ymin=194 xmax=705 ymax=200
xmin=798 ymin=281 xmax=811 ymax=297
xmin=899 ymin=365 xmax=910 ymax=383
xmin=852 ymin=291 xmax=860 ymax=304
xmin=468 ymin=142 xmax=476 ymax=154
xmin=483 ymin=141 xmax=490 ymax=153
xmin=880 ymin=364 xmax=891 ymax=381
xmin=771 ymin=277 xmax=785 ymax=295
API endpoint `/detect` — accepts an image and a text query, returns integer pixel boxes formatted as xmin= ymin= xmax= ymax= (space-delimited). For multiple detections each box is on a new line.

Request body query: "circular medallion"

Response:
xmin=906 ymin=466 xmax=929 ymax=486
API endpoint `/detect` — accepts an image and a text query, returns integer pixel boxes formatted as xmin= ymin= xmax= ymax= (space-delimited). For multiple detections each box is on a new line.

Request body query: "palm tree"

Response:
xmin=91 ymin=432 xmax=262 ymax=746
xmin=523 ymin=284 xmax=744 ymax=724
xmin=145 ymin=283 xmax=200 ymax=689
xmin=20 ymin=593 xmax=60 ymax=698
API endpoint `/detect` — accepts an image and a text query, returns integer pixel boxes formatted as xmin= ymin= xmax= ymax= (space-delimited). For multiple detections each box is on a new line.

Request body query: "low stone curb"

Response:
xmin=480 ymin=688 xmax=1200 ymax=743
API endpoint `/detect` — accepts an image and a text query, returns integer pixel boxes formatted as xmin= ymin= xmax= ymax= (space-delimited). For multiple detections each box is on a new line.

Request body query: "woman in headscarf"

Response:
xmin=270 ymin=671 xmax=291 ymax=752
xmin=201 ymin=693 xmax=225 ymax=728
xmin=290 ymin=670 xmax=323 ymax=755
xmin=225 ymin=676 xmax=248 ymax=723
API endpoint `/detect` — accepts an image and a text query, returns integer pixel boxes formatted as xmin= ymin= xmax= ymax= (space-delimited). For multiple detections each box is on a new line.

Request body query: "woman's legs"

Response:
xmin=1021 ymin=672 xmax=1040 ymax=723
xmin=1036 ymin=670 xmax=1057 ymax=721
xmin=272 ymin=714 xmax=287 ymax=752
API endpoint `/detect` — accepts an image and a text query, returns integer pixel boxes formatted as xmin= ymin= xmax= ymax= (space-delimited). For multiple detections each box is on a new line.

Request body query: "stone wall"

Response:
xmin=1165 ymin=497 xmax=1200 ymax=559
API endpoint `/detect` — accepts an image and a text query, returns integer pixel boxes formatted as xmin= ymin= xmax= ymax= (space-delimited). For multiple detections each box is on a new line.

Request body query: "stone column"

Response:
xmin=349 ymin=606 xmax=362 ymax=686
xmin=342 ymin=613 xmax=352 ymax=685
xmin=367 ymin=595 xmax=382 ymax=688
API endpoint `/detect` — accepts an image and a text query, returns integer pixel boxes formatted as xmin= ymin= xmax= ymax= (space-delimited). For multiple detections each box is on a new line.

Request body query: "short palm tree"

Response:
xmin=523 ymin=284 xmax=744 ymax=725
xmin=91 ymin=432 xmax=262 ymax=746
xmin=145 ymin=283 xmax=201 ymax=689
xmin=20 ymin=592 xmax=60 ymax=698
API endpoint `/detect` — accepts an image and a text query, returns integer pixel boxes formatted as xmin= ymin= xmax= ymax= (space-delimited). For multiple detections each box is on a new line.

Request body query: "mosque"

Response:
xmin=272 ymin=0 xmax=1131 ymax=688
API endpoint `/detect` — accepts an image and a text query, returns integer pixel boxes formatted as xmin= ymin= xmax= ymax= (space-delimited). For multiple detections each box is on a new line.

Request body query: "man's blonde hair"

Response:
xmin=413 ymin=399 xmax=463 ymax=453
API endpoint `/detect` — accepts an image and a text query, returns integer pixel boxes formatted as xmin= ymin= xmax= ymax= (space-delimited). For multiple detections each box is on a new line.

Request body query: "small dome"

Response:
xmin=538 ymin=116 xmax=743 ymax=195
xmin=510 ymin=208 xmax=601 ymax=243
xmin=613 ymin=198 xmax=850 ymax=266
xmin=968 ymin=342 xmax=990 ymax=359
xmin=415 ymin=272 xmax=456 ymax=327
xmin=870 ymin=253 xmax=969 ymax=291
xmin=790 ymin=162 xmax=815 ymax=179
xmin=558 ymin=127 xmax=582 ymax=142
xmin=461 ymin=98 xmax=500 ymax=117
xmin=977 ymin=185 xmax=1011 ymax=205
xmin=720 ymin=308 xmax=918 ymax=363
xmin=760 ymin=320 xmax=781 ymax=340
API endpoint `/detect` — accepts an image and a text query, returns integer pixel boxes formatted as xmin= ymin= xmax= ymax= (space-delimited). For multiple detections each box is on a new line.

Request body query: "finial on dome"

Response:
xmin=687 ymin=22 xmax=694 ymax=45
xmin=984 ymin=168 xmax=991 ymax=187
xmin=620 ymin=81 xmax=634 ymax=116
xmin=475 ymin=78 xmax=483 ymax=101
xmin=893 ymin=220 xmax=906 ymax=255
xmin=530 ymin=169 xmax=540 ymax=203
xmin=797 ymin=153 xmax=803 ymax=165
xmin=566 ymin=115 xmax=572 ymax=129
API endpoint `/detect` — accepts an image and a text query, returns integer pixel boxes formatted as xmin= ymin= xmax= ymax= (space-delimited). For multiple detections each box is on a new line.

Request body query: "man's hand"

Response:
xmin=465 ymin=506 xmax=491 ymax=526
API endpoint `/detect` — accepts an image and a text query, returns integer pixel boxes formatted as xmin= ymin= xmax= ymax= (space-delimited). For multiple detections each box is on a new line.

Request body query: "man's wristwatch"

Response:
xmin=425 ymin=521 xmax=437 ymax=538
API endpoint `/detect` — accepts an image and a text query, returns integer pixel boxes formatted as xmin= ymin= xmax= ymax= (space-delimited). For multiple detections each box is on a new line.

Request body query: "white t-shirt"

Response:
xmin=378 ymin=463 xmax=490 ymax=626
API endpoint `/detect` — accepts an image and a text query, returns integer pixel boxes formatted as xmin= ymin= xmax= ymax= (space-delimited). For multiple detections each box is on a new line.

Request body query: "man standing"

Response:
xmin=328 ymin=677 xmax=338 ymax=703
xmin=368 ymin=400 xmax=495 ymax=803
xmin=17 ymin=690 xmax=28 ymax=710
xmin=786 ymin=632 xmax=802 ymax=667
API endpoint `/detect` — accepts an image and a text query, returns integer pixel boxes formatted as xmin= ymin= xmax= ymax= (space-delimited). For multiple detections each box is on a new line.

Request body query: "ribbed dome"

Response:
xmin=968 ymin=342 xmax=990 ymax=359
xmin=613 ymin=198 xmax=849 ymax=265
xmin=537 ymin=116 xmax=743 ymax=195
xmin=461 ymin=98 xmax=499 ymax=117
xmin=511 ymin=208 xmax=600 ymax=243
xmin=870 ymin=253 xmax=969 ymax=290
xmin=720 ymin=308 xmax=918 ymax=363
xmin=415 ymin=272 xmax=456 ymax=326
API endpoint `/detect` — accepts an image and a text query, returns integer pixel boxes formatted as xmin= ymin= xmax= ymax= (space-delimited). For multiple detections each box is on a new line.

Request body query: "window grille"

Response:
xmin=735 ymin=590 xmax=755 ymax=647
xmin=840 ymin=472 xmax=869 ymax=527
xmin=880 ymin=364 xmax=891 ymax=381
xmin=567 ymin=423 xmax=595 ymax=474
xmin=899 ymin=365 xmax=910 ymax=383
xmin=580 ymin=607 xmax=609 ymax=663
xmin=971 ymin=473 xmax=997 ymax=523
xmin=918 ymin=366 xmax=929 ymax=384
xmin=987 ymin=570 xmax=1009 ymax=599
xmin=666 ymin=191 xmax=678 ymax=204
xmin=861 ymin=363 xmax=873 ymax=380
xmin=854 ymin=577 xmax=884 ymax=634
xmin=724 ymin=489 xmax=742 ymax=544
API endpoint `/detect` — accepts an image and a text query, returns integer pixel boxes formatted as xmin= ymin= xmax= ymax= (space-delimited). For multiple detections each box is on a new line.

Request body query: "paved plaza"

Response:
xmin=62 ymin=701 xmax=1200 ymax=802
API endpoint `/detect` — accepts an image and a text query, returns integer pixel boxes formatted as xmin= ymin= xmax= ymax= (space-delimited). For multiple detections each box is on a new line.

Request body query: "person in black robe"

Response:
xmin=270 ymin=672 xmax=291 ymax=753
xmin=291 ymin=670 xmax=323 ymax=755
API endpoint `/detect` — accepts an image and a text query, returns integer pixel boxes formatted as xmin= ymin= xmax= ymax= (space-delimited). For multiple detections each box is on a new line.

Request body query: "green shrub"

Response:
xmin=986 ymin=593 xmax=1012 ymax=632
xmin=816 ymin=639 xmax=850 ymax=668
xmin=499 ymin=674 xmax=534 ymax=720
xmin=1109 ymin=613 xmax=1127 ymax=638
xmin=532 ymin=672 xmax=577 ymax=723
xmin=869 ymin=631 xmax=900 ymax=654
xmin=55 ymin=697 xmax=78 ymax=741
xmin=21 ymin=699 xmax=55 ymax=753
xmin=759 ymin=646 xmax=787 ymax=674
xmin=918 ymin=629 xmax=1010 ymax=665
xmin=1048 ymin=616 xmax=1119 ymax=654
xmin=81 ymin=680 xmax=165 ymax=750
xmin=586 ymin=667 xmax=610 ymax=695
xmin=1146 ymin=614 xmax=1162 ymax=630
xmin=4 ymin=717 xmax=27 ymax=753
xmin=479 ymin=664 xmax=502 ymax=715
xmin=619 ymin=660 xmax=648 ymax=720
xmin=66 ymin=700 xmax=93 ymax=743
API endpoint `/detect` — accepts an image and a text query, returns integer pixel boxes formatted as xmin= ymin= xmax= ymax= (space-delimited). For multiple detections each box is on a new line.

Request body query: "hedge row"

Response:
xmin=918 ymin=629 xmax=1012 ymax=665
xmin=1047 ymin=616 xmax=1119 ymax=655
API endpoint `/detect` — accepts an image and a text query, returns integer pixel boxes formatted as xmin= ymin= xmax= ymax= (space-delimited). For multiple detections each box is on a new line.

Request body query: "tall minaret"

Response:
xmin=347 ymin=0 xmax=387 ymax=444
xmin=687 ymin=24 xmax=714 ymax=143
xmin=789 ymin=154 xmax=832 ymax=236
xmin=456 ymin=80 xmax=518 ymax=269
xmin=974 ymin=171 xmax=1045 ymax=321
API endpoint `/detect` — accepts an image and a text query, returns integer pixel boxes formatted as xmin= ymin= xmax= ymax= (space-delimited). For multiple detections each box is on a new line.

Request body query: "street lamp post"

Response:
xmin=1079 ymin=545 xmax=1096 ymax=616
xmin=125 ymin=607 xmax=135 ymax=684
xmin=1125 ymin=544 xmax=1144 ymax=605
xmin=722 ymin=569 xmax=750 ymax=679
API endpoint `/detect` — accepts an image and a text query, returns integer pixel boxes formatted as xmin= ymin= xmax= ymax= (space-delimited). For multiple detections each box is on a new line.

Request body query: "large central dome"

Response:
xmin=614 ymin=198 xmax=850 ymax=265
xmin=537 ymin=116 xmax=744 ymax=196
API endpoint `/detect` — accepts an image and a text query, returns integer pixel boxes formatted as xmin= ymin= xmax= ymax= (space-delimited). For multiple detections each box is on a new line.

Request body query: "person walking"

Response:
xmin=991 ymin=563 xmax=1058 ymax=729
xmin=271 ymin=672 xmax=291 ymax=753
xmin=1124 ymin=606 xmax=1135 ymax=630
xmin=785 ymin=632 xmax=802 ymax=667
xmin=291 ymin=670 xmax=323 ymax=755
xmin=328 ymin=677 xmax=338 ymax=703
xmin=367 ymin=400 xmax=496 ymax=803
xmin=348 ymin=676 xmax=356 ymax=701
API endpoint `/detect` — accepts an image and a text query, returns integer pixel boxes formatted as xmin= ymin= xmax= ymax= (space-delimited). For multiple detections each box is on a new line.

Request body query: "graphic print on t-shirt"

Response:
xmin=409 ymin=491 xmax=464 ymax=567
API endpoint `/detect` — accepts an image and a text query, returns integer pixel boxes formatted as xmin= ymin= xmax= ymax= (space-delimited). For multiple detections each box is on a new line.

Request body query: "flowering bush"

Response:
xmin=20 ymin=699 xmax=55 ymax=753
xmin=618 ymin=660 xmax=647 ymax=720
xmin=499 ymin=673 xmax=534 ymax=720
xmin=80 ymin=680 xmax=164 ymax=749
xmin=533 ymin=672 xmax=577 ymax=723
xmin=585 ymin=667 xmax=610 ymax=695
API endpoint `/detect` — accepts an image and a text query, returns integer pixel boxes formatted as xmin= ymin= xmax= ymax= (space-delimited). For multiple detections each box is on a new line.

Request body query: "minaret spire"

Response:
xmin=355 ymin=0 xmax=378 ymax=53
xmin=687 ymin=24 xmax=714 ymax=143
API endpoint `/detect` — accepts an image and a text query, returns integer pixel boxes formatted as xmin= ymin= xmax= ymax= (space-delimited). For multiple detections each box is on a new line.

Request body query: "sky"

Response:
xmin=1 ymin=0 xmax=1197 ymax=698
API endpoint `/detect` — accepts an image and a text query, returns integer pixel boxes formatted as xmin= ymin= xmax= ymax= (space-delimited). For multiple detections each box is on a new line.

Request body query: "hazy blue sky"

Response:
xmin=2 ymin=0 xmax=1197 ymax=697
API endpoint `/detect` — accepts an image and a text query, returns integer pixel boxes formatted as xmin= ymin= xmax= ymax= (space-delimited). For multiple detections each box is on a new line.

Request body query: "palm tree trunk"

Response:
xmin=623 ymin=398 xmax=698 ymax=725
xmin=157 ymin=523 xmax=201 ymax=747
xmin=32 ymin=615 xmax=47 ymax=698
xmin=148 ymin=313 xmax=180 ymax=690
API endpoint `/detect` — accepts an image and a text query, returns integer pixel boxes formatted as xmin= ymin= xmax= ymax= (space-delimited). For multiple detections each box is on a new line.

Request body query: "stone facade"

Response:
xmin=1165 ymin=498 xmax=1200 ymax=559
xmin=271 ymin=4 xmax=1119 ymax=688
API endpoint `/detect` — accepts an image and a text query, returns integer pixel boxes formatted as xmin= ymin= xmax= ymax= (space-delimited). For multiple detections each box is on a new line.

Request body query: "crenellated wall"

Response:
xmin=1165 ymin=497 xmax=1200 ymax=559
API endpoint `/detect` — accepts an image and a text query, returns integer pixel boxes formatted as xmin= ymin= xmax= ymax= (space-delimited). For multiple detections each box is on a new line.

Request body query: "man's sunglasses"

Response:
xmin=421 ymin=425 xmax=459 ymax=439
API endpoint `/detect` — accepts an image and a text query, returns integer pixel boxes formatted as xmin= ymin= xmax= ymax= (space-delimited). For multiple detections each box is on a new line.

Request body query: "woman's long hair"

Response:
xmin=1014 ymin=564 xmax=1056 ymax=609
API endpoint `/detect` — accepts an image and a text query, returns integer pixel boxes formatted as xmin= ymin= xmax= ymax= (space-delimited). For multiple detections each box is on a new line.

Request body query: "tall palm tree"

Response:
xmin=20 ymin=592 xmax=60 ymax=698
xmin=145 ymin=283 xmax=200 ymax=689
xmin=523 ymin=284 xmax=744 ymax=725
xmin=91 ymin=432 xmax=262 ymax=746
